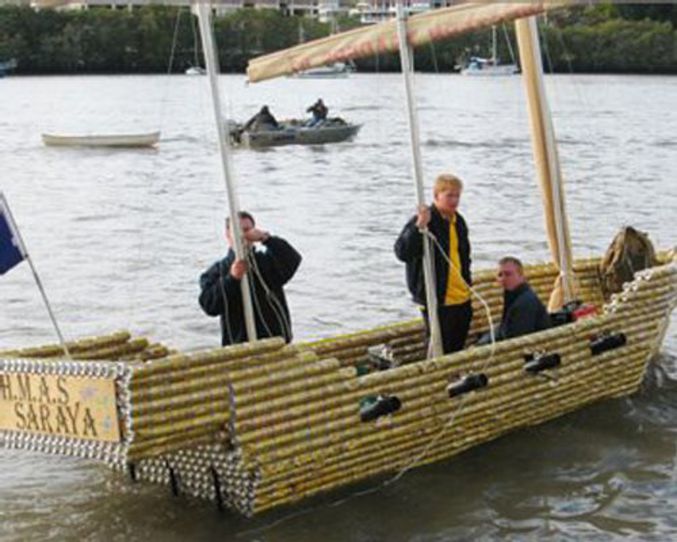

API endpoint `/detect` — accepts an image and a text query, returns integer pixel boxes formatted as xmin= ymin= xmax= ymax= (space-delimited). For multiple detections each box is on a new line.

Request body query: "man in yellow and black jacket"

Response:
xmin=395 ymin=174 xmax=472 ymax=354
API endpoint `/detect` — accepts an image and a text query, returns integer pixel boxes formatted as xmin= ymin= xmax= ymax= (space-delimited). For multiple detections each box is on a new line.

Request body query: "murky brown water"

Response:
xmin=0 ymin=73 xmax=675 ymax=540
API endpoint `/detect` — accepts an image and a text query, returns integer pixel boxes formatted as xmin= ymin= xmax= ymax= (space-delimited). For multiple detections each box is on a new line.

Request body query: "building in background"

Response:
xmin=14 ymin=0 xmax=456 ymax=21
xmin=354 ymin=0 xmax=456 ymax=24
xmin=22 ymin=0 xmax=354 ymax=18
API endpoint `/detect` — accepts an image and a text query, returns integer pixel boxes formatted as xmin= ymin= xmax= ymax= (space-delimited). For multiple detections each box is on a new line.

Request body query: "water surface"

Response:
xmin=0 ymin=73 xmax=675 ymax=541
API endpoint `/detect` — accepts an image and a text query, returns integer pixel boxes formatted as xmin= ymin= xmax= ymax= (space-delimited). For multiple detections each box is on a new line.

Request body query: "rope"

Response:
xmin=247 ymin=246 xmax=292 ymax=341
xmin=124 ymin=7 xmax=183 ymax=337
xmin=238 ymin=227 xmax=498 ymax=537
xmin=502 ymin=22 xmax=517 ymax=66
xmin=215 ymin=243 xmax=293 ymax=346
xmin=384 ymin=229 xmax=496 ymax=483
xmin=218 ymin=260 xmax=236 ymax=345
xmin=166 ymin=7 xmax=182 ymax=75
xmin=243 ymin=248 xmax=275 ymax=339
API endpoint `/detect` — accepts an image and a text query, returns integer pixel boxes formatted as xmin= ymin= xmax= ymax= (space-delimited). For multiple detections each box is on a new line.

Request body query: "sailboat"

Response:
xmin=460 ymin=24 xmax=519 ymax=75
xmin=185 ymin=9 xmax=206 ymax=75
xmin=2 ymin=0 xmax=675 ymax=519
xmin=294 ymin=61 xmax=354 ymax=78
xmin=293 ymin=19 xmax=356 ymax=78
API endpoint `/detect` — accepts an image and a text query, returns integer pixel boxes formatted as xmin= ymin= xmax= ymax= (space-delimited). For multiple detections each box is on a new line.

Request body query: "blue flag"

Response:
xmin=0 ymin=193 xmax=27 ymax=275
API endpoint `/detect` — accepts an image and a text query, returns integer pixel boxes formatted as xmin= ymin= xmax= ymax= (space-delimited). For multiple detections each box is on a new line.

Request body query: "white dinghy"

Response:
xmin=41 ymin=131 xmax=161 ymax=148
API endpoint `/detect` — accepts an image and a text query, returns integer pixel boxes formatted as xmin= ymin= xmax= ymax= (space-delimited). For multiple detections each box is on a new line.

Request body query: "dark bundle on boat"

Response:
xmin=599 ymin=226 xmax=658 ymax=300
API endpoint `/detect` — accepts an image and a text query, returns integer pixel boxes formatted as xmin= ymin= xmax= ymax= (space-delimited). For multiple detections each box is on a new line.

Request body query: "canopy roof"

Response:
xmin=247 ymin=0 xmax=572 ymax=83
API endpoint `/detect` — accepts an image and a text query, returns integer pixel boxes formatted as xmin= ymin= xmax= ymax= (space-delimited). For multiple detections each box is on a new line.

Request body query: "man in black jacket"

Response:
xmin=242 ymin=105 xmax=279 ymax=132
xmin=491 ymin=256 xmax=550 ymax=341
xmin=199 ymin=211 xmax=302 ymax=346
xmin=306 ymin=98 xmax=328 ymax=127
xmin=395 ymin=174 xmax=473 ymax=354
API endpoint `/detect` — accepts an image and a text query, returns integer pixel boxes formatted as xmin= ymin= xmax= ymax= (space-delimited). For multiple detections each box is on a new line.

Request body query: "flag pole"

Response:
xmin=0 ymin=193 xmax=71 ymax=359
xmin=25 ymin=256 xmax=71 ymax=359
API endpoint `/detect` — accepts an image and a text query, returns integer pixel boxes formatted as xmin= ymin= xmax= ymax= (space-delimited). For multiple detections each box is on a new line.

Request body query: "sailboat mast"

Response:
xmin=195 ymin=2 xmax=258 ymax=342
xmin=395 ymin=1 xmax=443 ymax=358
xmin=492 ymin=25 xmax=497 ymax=64
xmin=515 ymin=16 xmax=574 ymax=309
xmin=191 ymin=11 xmax=200 ymax=67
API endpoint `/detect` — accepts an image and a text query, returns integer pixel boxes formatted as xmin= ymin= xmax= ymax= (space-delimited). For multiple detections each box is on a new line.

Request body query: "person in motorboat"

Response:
xmin=478 ymin=256 xmax=550 ymax=344
xmin=198 ymin=211 xmax=302 ymax=347
xmin=306 ymin=98 xmax=328 ymax=127
xmin=394 ymin=173 xmax=473 ymax=354
xmin=242 ymin=105 xmax=279 ymax=132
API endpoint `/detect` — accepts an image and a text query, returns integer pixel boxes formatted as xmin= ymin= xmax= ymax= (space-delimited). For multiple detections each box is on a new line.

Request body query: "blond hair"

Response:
xmin=434 ymin=173 xmax=464 ymax=196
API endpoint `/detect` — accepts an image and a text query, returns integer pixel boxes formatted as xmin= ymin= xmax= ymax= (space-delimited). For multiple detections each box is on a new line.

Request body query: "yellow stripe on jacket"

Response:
xmin=444 ymin=214 xmax=470 ymax=305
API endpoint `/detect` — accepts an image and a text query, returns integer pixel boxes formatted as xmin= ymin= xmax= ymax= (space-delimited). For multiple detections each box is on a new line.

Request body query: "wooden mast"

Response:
xmin=515 ymin=16 xmax=575 ymax=310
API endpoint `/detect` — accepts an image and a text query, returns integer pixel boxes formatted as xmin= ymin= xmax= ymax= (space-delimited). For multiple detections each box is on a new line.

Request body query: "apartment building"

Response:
xmin=355 ymin=0 xmax=456 ymax=24
xmin=18 ymin=0 xmax=354 ymax=19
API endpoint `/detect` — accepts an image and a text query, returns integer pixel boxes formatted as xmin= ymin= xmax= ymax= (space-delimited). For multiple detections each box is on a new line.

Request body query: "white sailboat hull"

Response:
xmin=460 ymin=63 xmax=519 ymax=76
xmin=185 ymin=66 xmax=206 ymax=75
xmin=293 ymin=62 xmax=354 ymax=79
xmin=42 ymin=131 xmax=161 ymax=148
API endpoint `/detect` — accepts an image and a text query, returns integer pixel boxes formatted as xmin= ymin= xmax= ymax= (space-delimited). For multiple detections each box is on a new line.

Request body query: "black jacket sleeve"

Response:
xmin=457 ymin=213 xmax=472 ymax=286
xmin=198 ymin=259 xmax=241 ymax=317
xmin=394 ymin=216 xmax=423 ymax=263
xmin=260 ymin=236 xmax=302 ymax=287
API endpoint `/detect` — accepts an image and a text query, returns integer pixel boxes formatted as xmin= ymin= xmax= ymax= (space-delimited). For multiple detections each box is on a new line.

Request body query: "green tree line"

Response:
xmin=0 ymin=4 xmax=675 ymax=75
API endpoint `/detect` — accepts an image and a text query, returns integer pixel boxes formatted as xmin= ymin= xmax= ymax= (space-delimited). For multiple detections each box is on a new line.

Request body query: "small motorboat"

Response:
xmin=229 ymin=118 xmax=360 ymax=149
xmin=41 ymin=131 xmax=161 ymax=148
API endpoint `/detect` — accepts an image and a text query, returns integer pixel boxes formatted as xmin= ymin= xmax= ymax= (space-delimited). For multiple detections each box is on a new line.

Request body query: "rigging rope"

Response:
xmin=502 ymin=23 xmax=517 ymax=66
xmin=238 ymin=228 xmax=497 ymax=537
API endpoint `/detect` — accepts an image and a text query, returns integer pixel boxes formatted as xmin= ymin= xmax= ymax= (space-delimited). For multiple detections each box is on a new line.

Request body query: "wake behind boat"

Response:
xmin=41 ymin=131 xmax=161 ymax=148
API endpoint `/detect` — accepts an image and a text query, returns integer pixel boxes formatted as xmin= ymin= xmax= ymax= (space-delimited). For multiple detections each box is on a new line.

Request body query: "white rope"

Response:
xmin=238 ymin=230 xmax=499 ymax=536
xmin=247 ymin=247 xmax=292 ymax=341
xmin=245 ymin=250 xmax=275 ymax=339
xmin=218 ymin=260 xmax=235 ymax=345
xmin=383 ymin=229 xmax=496 ymax=483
